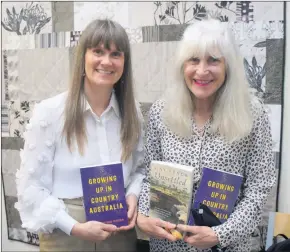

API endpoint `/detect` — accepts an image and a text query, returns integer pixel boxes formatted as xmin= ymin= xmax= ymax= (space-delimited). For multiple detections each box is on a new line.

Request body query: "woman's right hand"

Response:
xmin=71 ymin=221 xmax=117 ymax=241
xmin=137 ymin=213 xmax=177 ymax=241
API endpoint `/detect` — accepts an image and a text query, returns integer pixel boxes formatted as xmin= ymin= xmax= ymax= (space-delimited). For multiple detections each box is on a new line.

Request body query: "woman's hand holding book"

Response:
xmin=137 ymin=213 xmax=178 ymax=241
xmin=177 ymin=225 xmax=219 ymax=249
xmin=71 ymin=221 xmax=117 ymax=241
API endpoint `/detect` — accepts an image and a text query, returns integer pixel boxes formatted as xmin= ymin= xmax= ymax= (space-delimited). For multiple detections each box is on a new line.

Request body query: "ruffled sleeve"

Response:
xmin=126 ymin=101 xmax=146 ymax=198
xmin=14 ymin=102 xmax=77 ymax=235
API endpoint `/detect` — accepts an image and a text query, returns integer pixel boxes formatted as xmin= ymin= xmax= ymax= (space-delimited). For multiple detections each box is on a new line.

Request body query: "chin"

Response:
xmin=190 ymin=87 xmax=216 ymax=98
xmin=194 ymin=95 xmax=211 ymax=100
xmin=93 ymin=81 xmax=115 ymax=87
xmin=190 ymin=91 xmax=213 ymax=100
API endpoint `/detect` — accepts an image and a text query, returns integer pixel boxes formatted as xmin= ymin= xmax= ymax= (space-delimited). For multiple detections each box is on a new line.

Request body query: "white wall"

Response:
xmin=278 ymin=3 xmax=290 ymax=213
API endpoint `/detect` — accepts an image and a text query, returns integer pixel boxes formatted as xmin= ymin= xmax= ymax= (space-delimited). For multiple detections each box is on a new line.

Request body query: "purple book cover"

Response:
xmin=188 ymin=167 xmax=243 ymax=225
xmin=80 ymin=162 xmax=128 ymax=227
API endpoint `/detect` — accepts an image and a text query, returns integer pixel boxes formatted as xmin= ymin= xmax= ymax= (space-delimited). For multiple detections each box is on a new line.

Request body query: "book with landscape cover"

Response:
xmin=188 ymin=167 xmax=243 ymax=226
xmin=149 ymin=161 xmax=195 ymax=238
xmin=80 ymin=162 xmax=128 ymax=227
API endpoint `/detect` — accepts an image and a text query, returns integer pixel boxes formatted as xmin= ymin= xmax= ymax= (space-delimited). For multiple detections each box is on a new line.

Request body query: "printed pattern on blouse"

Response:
xmin=138 ymin=99 xmax=276 ymax=252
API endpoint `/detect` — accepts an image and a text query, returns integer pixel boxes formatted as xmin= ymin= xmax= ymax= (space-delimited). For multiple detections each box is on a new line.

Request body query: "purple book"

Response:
xmin=80 ymin=162 xmax=128 ymax=227
xmin=188 ymin=167 xmax=243 ymax=225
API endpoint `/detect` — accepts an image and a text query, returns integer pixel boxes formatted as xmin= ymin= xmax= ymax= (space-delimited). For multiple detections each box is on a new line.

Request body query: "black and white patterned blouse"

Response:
xmin=138 ymin=99 xmax=276 ymax=252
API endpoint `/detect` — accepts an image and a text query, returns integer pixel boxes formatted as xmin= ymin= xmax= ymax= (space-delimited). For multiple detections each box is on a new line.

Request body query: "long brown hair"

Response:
xmin=62 ymin=19 xmax=140 ymax=162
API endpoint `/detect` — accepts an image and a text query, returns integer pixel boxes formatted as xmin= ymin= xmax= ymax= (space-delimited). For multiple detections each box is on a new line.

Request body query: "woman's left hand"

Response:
xmin=118 ymin=194 xmax=138 ymax=231
xmin=177 ymin=225 xmax=219 ymax=249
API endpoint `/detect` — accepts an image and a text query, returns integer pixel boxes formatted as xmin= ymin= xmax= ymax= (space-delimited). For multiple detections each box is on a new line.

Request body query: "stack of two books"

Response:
xmin=148 ymin=161 xmax=243 ymax=238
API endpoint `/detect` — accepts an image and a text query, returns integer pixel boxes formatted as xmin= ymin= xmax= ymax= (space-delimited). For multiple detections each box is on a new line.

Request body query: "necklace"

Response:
xmin=196 ymin=125 xmax=205 ymax=137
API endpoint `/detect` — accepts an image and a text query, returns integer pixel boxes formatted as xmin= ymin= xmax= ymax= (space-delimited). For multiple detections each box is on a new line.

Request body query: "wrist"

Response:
xmin=212 ymin=230 xmax=221 ymax=247
xmin=137 ymin=213 xmax=148 ymax=230
xmin=138 ymin=213 xmax=150 ymax=224
xmin=71 ymin=222 xmax=81 ymax=236
xmin=137 ymin=213 xmax=146 ymax=221
xmin=126 ymin=193 xmax=137 ymax=200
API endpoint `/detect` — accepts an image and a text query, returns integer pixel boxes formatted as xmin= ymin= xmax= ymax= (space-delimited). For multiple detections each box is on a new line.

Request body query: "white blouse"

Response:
xmin=15 ymin=91 xmax=145 ymax=236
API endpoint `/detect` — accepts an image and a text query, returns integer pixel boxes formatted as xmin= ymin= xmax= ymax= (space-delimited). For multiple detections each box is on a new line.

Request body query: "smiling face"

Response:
xmin=183 ymin=54 xmax=226 ymax=102
xmin=84 ymin=42 xmax=125 ymax=89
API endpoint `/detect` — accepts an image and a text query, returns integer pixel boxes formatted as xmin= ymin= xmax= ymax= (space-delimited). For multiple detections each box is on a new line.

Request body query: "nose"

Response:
xmin=196 ymin=61 xmax=209 ymax=75
xmin=100 ymin=54 xmax=112 ymax=66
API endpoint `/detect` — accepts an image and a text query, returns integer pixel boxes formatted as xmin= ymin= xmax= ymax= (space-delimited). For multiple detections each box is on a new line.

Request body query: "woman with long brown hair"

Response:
xmin=15 ymin=19 xmax=145 ymax=252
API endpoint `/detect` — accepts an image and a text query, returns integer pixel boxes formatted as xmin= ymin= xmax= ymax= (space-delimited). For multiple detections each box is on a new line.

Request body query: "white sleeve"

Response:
xmin=125 ymin=101 xmax=146 ymax=198
xmin=14 ymin=102 xmax=78 ymax=235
